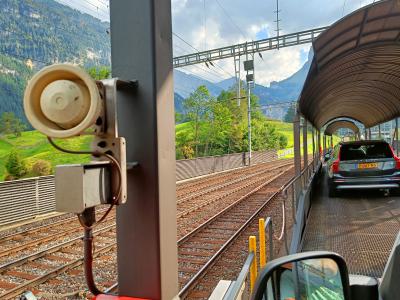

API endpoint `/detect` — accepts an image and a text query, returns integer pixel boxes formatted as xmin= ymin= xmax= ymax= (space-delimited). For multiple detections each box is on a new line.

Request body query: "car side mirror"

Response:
xmin=324 ymin=153 xmax=331 ymax=161
xmin=251 ymin=251 xmax=351 ymax=300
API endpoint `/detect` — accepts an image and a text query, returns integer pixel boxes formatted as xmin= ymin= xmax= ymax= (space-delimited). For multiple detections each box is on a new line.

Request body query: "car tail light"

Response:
xmin=331 ymin=159 xmax=340 ymax=173
xmin=389 ymin=146 xmax=400 ymax=169
xmin=394 ymin=156 xmax=400 ymax=170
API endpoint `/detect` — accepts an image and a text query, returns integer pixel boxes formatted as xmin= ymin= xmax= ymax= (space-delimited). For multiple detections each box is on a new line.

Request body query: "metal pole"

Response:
xmin=110 ymin=1 xmax=178 ymax=298
xmin=317 ymin=131 xmax=321 ymax=157
xmin=303 ymin=119 xmax=308 ymax=169
xmin=379 ymin=124 xmax=381 ymax=139
xmin=312 ymin=127 xmax=315 ymax=157
xmin=369 ymin=128 xmax=372 ymax=140
xmin=396 ymin=118 xmax=399 ymax=157
xmin=331 ymin=135 xmax=333 ymax=148
xmin=247 ymin=81 xmax=252 ymax=165
xmin=234 ymin=55 xmax=241 ymax=106
xmin=293 ymin=112 xmax=301 ymax=175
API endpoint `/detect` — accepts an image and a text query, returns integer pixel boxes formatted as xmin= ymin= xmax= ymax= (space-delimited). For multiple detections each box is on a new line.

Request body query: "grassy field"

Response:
xmin=0 ymin=131 xmax=91 ymax=180
xmin=0 ymin=120 xmax=341 ymax=181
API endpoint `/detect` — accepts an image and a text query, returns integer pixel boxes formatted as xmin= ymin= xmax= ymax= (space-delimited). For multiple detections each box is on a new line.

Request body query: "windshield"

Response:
xmin=340 ymin=143 xmax=393 ymax=161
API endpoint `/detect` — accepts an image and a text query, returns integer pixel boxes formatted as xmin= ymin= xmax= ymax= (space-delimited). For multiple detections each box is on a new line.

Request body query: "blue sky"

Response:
xmin=58 ymin=0 xmax=378 ymax=86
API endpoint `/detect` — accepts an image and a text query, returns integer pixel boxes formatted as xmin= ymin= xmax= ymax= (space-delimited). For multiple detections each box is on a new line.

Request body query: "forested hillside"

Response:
xmin=0 ymin=0 xmax=110 ymax=121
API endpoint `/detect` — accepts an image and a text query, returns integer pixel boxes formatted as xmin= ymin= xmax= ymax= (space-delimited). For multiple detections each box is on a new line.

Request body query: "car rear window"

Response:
xmin=340 ymin=143 xmax=393 ymax=161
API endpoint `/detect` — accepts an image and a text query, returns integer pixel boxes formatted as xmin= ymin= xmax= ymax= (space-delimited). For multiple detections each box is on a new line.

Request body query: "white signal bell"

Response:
xmin=40 ymin=80 xmax=91 ymax=129
xmin=24 ymin=64 xmax=102 ymax=138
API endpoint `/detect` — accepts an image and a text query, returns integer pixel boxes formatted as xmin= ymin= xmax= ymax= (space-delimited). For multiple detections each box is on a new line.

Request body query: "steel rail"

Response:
xmin=177 ymin=166 xmax=293 ymax=244
xmin=0 ymin=228 xmax=82 ymax=258
xmin=177 ymin=169 xmax=294 ymax=298
xmin=0 ymin=224 xmax=115 ymax=272
xmin=177 ymin=165 xmax=293 ymax=218
xmin=177 ymin=161 xmax=293 ymax=204
xmin=176 ymin=159 xmax=290 ymax=194
xmin=1 ymin=243 xmax=117 ymax=300
xmin=104 ymin=165 xmax=294 ymax=296
xmin=0 ymin=207 xmax=110 ymax=243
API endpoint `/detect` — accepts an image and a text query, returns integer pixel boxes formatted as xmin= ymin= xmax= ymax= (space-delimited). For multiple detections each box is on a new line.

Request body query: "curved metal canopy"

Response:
xmin=324 ymin=120 xmax=360 ymax=136
xmin=299 ymin=0 xmax=400 ymax=129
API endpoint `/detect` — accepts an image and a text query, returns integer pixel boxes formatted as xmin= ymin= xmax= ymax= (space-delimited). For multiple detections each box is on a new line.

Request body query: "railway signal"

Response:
xmin=23 ymin=63 xmax=129 ymax=213
xmin=23 ymin=63 xmax=133 ymax=296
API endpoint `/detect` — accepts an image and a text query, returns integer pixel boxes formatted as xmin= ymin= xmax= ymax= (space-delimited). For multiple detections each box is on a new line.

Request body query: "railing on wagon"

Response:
xmin=219 ymin=155 xmax=321 ymax=300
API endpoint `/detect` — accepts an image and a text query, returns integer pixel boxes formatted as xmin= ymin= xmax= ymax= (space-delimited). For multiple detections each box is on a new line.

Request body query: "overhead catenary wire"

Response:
xmin=174 ymin=44 xmax=228 ymax=80
xmin=57 ymin=0 xmax=109 ymax=20
xmin=342 ymin=0 xmax=347 ymax=17
xmin=214 ymin=0 xmax=248 ymax=40
xmin=174 ymin=47 xmax=224 ymax=82
xmin=173 ymin=32 xmax=234 ymax=79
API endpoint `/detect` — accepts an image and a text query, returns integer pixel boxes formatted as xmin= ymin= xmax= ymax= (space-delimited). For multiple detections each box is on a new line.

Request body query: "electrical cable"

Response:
xmin=342 ymin=0 xmax=347 ymax=17
xmin=47 ymin=136 xmax=122 ymax=296
xmin=47 ymin=137 xmax=122 ymax=229
xmin=214 ymin=0 xmax=248 ymax=40
xmin=83 ymin=226 xmax=102 ymax=295
xmin=173 ymin=37 xmax=234 ymax=79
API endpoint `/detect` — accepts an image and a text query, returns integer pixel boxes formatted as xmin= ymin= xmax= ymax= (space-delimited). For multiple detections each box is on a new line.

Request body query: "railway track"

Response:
xmin=57 ymin=165 xmax=295 ymax=299
xmin=177 ymin=167 xmax=294 ymax=298
xmin=0 ymin=208 xmax=114 ymax=265
xmin=0 ymin=224 xmax=116 ymax=299
xmin=176 ymin=163 xmax=293 ymax=237
xmin=183 ymin=189 xmax=293 ymax=299
xmin=176 ymin=159 xmax=291 ymax=198
xmin=0 ymin=160 xmax=294 ymax=299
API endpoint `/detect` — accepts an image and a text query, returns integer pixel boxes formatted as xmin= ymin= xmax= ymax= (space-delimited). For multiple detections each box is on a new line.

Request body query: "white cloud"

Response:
xmin=58 ymin=0 xmax=377 ymax=85
xmin=171 ymin=0 xmax=377 ymax=85
xmin=172 ymin=0 xmax=188 ymax=14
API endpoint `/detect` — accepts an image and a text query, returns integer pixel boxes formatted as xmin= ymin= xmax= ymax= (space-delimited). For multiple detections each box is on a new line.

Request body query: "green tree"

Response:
xmin=31 ymin=159 xmax=52 ymax=176
xmin=183 ymin=85 xmax=213 ymax=157
xmin=284 ymin=105 xmax=296 ymax=123
xmin=11 ymin=117 xmax=27 ymax=137
xmin=5 ymin=151 xmax=27 ymax=180
xmin=0 ymin=112 xmax=14 ymax=134
xmin=0 ymin=112 xmax=27 ymax=137
xmin=87 ymin=66 xmax=111 ymax=80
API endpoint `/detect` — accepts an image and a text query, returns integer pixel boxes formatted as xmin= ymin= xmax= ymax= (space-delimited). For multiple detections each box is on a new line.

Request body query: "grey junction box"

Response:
xmin=55 ymin=161 xmax=111 ymax=213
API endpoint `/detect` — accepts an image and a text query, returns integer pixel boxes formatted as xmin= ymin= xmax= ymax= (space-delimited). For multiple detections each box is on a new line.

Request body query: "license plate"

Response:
xmin=358 ymin=163 xmax=378 ymax=169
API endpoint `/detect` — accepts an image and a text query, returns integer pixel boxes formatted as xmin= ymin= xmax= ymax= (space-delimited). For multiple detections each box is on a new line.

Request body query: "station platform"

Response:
xmin=302 ymin=166 xmax=400 ymax=277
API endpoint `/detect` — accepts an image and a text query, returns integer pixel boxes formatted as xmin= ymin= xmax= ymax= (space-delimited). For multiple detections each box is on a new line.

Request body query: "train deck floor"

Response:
xmin=301 ymin=167 xmax=400 ymax=278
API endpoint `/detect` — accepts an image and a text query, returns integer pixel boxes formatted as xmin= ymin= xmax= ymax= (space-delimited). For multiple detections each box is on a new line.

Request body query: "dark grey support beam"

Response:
xmin=312 ymin=127 xmax=315 ymax=157
xmin=110 ymin=1 xmax=178 ymax=298
xmin=293 ymin=113 xmax=301 ymax=175
xmin=379 ymin=124 xmax=382 ymax=139
xmin=317 ymin=131 xmax=321 ymax=156
xmin=397 ymin=118 xmax=399 ymax=157
xmin=303 ymin=119 xmax=308 ymax=168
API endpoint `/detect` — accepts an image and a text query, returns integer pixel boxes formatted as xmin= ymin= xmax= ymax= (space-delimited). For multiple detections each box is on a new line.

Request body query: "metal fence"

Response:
xmin=224 ymin=155 xmax=321 ymax=299
xmin=0 ymin=176 xmax=55 ymax=226
xmin=176 ymin=150 xmax=277 ymax=181
xmin=0 ymin=150 xmax=278 ymax=226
